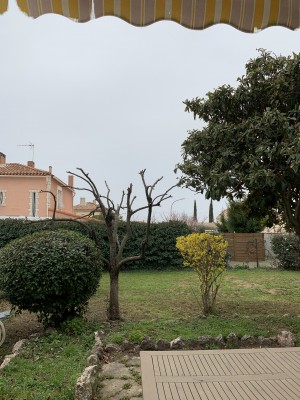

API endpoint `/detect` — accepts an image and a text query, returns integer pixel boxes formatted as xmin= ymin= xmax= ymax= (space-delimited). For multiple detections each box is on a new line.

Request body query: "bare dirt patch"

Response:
xmin=229 ymin=277 xmax=277 ymax=294
xmin=0 ymin=307 xmax=43 ymax=364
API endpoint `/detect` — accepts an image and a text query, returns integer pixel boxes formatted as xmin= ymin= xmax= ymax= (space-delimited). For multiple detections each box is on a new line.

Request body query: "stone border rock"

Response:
xmin=135 ymin=330 xmax=295 ymax=351
xmin=74 ymin=331 xmax=105 ymax=400
xmin=0 ymin=339 xmax=28 ymax=370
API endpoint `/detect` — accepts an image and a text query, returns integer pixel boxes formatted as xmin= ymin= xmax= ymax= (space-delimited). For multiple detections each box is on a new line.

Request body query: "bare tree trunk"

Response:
xmin=108 ymin=268 xmax=120 ymax=320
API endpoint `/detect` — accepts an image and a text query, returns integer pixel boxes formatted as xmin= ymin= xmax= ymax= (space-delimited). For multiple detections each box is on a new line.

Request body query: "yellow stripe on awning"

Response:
xmin=52 ymin=0 xmax=63 ymax=16
xmin=155 ymin=0 xmax=165 ymax=21
xmin=16 ymin=0 xmax=300 ymax=31
xmin=121 ymin=0 xmax=131 ymax=24
xmin=18 ymin=0 xmax=30 ymax=15
xmin=205 ymin=0 xmax=216 ymax=27
xmin=68 ymin=0 xmax=79 ymax=19
xmin=172 ymin=0 xmax=182 ymax=23
xmin=268 ymin=0 xmax=280 ymax=26
xmin=0 ymin=0 xmax=8 ymax=14
xmin=220 ymin=0 xmax=232 ymax=24
xmin=104 ymin=0 xmax=114 ymax=15
xmin=252 ymin=0 xmax=265 ymax=30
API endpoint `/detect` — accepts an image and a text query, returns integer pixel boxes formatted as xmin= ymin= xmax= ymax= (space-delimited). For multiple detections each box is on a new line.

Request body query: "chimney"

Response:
xmin=80 ymin=197 xmax=86 ymax=206
xmin=68 ymin=175 xmax=74 ymax=188
xmin=27 ymin=161 xmax=35 ymax=168
xmin=49 ymin=166 xmax=52 ymax=174
xmin=0 ymin=152 xmax=6 ymax=164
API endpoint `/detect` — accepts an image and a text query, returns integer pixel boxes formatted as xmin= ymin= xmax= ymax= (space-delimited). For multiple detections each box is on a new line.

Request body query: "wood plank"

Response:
xmin=169 ymin=382 xmax=181 ymax=400
xmin=189 ymin=382 xmax=209 ymax=400
xmin=218 ymin=381 xmax=239 ymax=400
xmin=163 ymin=355 xmax=174 ymax=377
xmin=243 ymin=380 xmax=271 ymax=400
xmin=168 ymin=354 xmax=180 ymax=376
xmin=157 ymin=382 xmax=167 ymax=400
xmin=266 ymin=347 xmax=300 ymax=378
xmin=140 ymin=351 xmax=158 ymax=399
xmin=262 ymin=379 xmax=299 ymax=400
xmin=177 ymin=355 xmax=192 ymax=376
xmin=152 ymin=354 xmax=161 ymax=375
xmin=193 ymin=354 xmax=210 ymax=376
xmin=231 ymin=380 xmax=249 ymax=400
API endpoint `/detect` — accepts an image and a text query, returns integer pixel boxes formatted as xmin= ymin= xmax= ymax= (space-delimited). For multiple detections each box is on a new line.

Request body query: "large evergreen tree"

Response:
xmin=176 ymin=50 xmax=300 ymax=235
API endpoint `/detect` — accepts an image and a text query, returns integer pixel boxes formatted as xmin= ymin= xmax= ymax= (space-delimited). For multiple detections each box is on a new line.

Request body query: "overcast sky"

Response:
xmin=1 ymin=1 xmax=300 ymax=222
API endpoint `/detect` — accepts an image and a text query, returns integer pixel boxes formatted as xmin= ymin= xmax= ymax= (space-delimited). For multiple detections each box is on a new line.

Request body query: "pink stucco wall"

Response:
xmin=0 ymin=176 xmax=73 ymax=218
xmin=49 ymin=179 xmax=74 ymax=213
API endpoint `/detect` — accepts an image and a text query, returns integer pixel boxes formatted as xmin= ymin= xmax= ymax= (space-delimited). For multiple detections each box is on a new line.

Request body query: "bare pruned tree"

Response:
xmin=52 ymin=168 xmax=176 ymax=320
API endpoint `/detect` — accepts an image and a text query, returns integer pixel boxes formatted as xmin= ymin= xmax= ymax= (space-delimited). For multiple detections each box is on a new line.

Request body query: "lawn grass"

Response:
xmin=0 ymin=322 xmax=95 ymax=400
xmin=87 ymin=268 xmax=300 ymax=344
xmin=0 ymin=268 xmax=299 ymax=399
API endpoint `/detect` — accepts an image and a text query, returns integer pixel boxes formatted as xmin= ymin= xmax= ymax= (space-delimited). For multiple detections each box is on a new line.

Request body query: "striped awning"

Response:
xmin=16 ymin=0 xmax=300 ymax=33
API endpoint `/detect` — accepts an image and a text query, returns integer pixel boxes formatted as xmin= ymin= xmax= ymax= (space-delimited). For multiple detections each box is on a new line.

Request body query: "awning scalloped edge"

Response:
xmin=16 ymin=0 xmax=300 ymax=33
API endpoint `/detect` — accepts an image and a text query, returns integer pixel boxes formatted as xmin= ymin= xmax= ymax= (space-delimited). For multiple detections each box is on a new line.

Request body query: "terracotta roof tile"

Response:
xmin=74 ymin=202 xmax=98 ymax=210
xmin=0 ymin=163 xmax=50 ymax=176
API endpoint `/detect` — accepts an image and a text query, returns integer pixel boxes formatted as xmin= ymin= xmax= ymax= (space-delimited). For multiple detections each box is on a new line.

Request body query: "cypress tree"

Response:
xmin=193 ymin=200 xmax=198 ymax=222
xmin=209 ymin=199 xmax=214 ymax=223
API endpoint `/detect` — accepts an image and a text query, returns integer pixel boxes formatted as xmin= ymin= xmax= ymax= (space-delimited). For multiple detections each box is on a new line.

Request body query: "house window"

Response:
xmin=57 ymin=187 xmax=63 ymax=210
xmin=29 ymin=191 xmax=39 ymax=217
xmin=0 ymin=189 xmax=6 ymax=206
xmin=0 ymin=190 xmax=6 ymax=206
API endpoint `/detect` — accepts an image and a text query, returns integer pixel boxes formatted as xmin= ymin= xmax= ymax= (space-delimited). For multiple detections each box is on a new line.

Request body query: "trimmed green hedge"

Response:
xmin=122 ymin=221 xmax=193 ymax=270
xmin=0 ymin=219 xmax=192 ymax=270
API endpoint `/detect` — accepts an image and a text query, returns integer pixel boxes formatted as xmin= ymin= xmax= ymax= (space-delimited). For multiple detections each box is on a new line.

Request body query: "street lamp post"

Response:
xmin=170 ymin=198 xmax=185 ymax=220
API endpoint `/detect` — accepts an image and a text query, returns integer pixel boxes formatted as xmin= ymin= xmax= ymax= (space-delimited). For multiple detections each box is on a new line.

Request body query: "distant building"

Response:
xmin=0 ymin=152 xmax=75 ymax=219
xmin=73 ymin=197 xmax=101 ymax=218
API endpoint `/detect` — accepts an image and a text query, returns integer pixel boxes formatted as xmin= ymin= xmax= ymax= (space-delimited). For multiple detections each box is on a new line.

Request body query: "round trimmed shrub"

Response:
xmin=0 ymin=229 xmax=102 ymax=326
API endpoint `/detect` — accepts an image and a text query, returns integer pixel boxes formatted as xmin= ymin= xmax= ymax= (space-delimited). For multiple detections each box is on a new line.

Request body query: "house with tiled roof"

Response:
xmin=0 ymin=152 xmax=75 ymax=219
xmin=73 ymin=198 xmax=102 ymax=218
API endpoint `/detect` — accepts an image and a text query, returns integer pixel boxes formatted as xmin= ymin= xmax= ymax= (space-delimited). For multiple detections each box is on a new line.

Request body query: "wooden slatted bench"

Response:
xmin=141 ymin=348 xmax=300 ymax=400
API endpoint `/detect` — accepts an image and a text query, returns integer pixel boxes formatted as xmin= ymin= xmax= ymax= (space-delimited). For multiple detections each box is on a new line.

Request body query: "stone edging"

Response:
xmin=136 ymin=330 xmax=296 ymax=351
xmin=74 ymin=331 xmax=105 ymax=400
xmin=0 ymin=339 xmax=28 ymax=370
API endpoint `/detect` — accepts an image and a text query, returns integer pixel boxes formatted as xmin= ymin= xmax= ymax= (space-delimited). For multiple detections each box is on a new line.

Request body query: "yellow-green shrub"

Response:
xmin=176 ymin=233 xmax=228 ymax=315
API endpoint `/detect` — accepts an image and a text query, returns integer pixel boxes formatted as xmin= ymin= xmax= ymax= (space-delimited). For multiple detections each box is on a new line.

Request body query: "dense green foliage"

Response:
xmin=0 ymin=230 xmax=102 ymax=326
xmin=176 ymin=50 xmax=300 ymax=235
xmin=123 ymin=221 xmax=192 ymax=270
xmin=271 ymin=234 xmax=300 ymax=271
xmin=0 ymin=218 xmax=104 ymax=249
xmin=0 ymin=219 xmax=192 ymax=270
xmin=216 ymin=200 xmax=265 ymax=233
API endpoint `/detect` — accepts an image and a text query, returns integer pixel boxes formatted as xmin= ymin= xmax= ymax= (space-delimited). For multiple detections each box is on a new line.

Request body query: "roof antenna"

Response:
xmin=17 ymin=142 xmax=35 ymax=161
